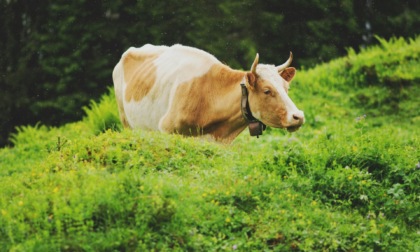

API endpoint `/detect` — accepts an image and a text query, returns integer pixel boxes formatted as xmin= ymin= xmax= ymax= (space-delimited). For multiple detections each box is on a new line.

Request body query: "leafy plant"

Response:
xmin=1 ymin=36 xmax=419 ymax=251
xmin=82 ymin=87 xmax=122 ymax=135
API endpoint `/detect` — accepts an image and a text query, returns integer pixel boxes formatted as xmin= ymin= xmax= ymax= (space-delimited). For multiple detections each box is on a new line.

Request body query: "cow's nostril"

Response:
xmin=293 ymin=114 xmax=302 ymax=120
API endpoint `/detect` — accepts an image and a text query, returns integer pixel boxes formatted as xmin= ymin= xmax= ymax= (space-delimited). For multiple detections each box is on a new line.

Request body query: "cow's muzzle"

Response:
xmin=286 ymin=111 xmax=304 ymax=132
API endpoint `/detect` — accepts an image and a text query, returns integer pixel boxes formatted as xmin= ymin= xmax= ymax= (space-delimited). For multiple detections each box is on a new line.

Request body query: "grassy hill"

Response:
xmin=1 ymin=36 xmax=419 ymax=251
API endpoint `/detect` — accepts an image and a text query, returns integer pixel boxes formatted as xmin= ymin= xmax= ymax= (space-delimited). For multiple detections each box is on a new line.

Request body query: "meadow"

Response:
xmin=0 ymin=36 xmax=419 ymax=251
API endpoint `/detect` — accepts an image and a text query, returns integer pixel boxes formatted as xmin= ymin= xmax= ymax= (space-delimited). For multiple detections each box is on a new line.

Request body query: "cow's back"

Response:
xmin=113 ymin=44 xmax=221 ymax=131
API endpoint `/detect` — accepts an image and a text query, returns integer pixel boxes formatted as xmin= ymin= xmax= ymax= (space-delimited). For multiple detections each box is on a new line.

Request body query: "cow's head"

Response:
xmin=245 ymin=53 xmax=304 ymax=132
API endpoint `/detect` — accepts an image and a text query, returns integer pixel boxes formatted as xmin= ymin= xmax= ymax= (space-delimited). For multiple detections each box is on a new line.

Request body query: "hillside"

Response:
xmin=0 ymin=37 xmax=419 ymax=251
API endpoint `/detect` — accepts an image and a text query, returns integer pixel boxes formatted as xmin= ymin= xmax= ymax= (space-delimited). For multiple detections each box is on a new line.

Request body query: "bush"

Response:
xmin=1 ymin=36 xmax=419 ymax=251
xmin=82 ymin=87 xmax=122 ymax=135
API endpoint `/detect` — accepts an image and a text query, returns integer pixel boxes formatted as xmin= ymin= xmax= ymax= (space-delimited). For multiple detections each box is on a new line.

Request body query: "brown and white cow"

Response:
xmin=113 ymin=44 xmax=304 ymax=143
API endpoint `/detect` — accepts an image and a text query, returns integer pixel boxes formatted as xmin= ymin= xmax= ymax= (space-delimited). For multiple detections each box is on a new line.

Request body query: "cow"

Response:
xmin=112 ymin=44 xmax=304 ymax=143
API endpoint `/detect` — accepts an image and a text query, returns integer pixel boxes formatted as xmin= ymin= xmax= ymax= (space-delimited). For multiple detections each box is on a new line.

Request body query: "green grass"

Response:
xmin=1 ymin=36 xmax=419 ymax=251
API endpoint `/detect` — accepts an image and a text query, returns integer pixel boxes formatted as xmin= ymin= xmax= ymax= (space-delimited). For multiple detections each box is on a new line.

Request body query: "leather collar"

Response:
xmin=240 ymin=83 xmax=266 ymax=137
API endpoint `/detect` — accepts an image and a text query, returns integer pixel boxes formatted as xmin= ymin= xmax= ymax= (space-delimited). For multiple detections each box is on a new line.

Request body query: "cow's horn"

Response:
xmin=251 ymin=53 xmax=259 ymax=74
xmin=276 ymin=52 xmax=293 ymax=72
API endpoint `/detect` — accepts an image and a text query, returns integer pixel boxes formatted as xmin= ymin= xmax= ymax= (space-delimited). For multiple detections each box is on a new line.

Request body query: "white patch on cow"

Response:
xmin=256 ymin=64 xmax=302 ymax=125
xmin=112 ymin=61 xmax=124 ymax=108
xmin=117 ymin=45 xmax=168 ymax=130
xmin=120 ymin=44 xmax=220 ymax=132
xmin=252 ymin=111 xmax=262 ymax=121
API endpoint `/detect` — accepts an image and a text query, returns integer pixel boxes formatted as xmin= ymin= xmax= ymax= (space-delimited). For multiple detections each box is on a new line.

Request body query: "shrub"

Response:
xmin=1 ymin=36 xmax=419 ymax=251
xmin=82 ymin=87 xmax=122 ymax=135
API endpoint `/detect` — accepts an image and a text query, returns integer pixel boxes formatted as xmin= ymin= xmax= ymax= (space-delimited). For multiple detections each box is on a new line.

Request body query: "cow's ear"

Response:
xmin=279 ymin=67 xmax=296 ymax=82
xmin=246 ymin=72 xmax=257 ymax=90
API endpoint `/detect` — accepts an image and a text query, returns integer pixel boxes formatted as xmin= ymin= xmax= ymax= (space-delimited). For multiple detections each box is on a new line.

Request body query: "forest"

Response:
xmin=1 ymin=0 xmax=420 ymax=146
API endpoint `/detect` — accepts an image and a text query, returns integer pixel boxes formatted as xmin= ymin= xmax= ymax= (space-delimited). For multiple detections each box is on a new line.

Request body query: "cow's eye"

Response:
xmin=264 ymin=89 xmax=271 ymax=95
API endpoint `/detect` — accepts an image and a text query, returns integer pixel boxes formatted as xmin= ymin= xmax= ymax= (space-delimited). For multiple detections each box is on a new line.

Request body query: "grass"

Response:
xmin=0 ymin=36 xmax=419 ymax=251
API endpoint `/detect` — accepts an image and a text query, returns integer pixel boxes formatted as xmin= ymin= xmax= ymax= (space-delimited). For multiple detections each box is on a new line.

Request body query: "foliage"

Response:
xmin=82 ymin=87 xmax=122 ymax=135
xmin=1 ymin=37 xmax=419 ymax=251
xmin=1 ymin=0 xmax=420 ymax=146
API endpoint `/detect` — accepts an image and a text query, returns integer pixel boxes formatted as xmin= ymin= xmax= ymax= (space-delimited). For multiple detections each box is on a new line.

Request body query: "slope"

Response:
xmin=0 ymin=36 xmax=419 ymax=251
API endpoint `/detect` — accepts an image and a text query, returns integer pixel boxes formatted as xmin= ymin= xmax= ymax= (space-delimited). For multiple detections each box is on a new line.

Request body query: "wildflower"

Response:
xmin=366 ymin=212 xmax=376 ymax=219
xmin=355 ymin=114 xmax=367 ymax=122
xmin=232 ymin=245 xmax=238 ymax=250
xmin=212 ymin=200 xmax=219 ymax=206
xmin=18 ymin=201 xmax=24 ymax=206
xmin=225 ymin=217 xmax=231 ymax=223
xmin=53 ymin=187 xmax=59 ymax=193
xmin=360 ymin=194 xmax=368 ymax=201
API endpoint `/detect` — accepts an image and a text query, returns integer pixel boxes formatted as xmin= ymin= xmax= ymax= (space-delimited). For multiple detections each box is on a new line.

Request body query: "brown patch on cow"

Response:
xmin=116 ymin=97 xmax=130 ymax=128
xmin=123 ymin=52 xmax=159 ymax=102
xmin=280 ymin=67 xmax=296 ymax=82
xmin=160 ymin=63 xmax=247 ymax=141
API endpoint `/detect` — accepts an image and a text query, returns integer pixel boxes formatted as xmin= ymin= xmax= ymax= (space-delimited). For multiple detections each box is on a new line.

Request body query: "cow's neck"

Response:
xmin=204 ymin=66 xmax=249 ymax=143
xmin=240 ymin=83 xmax=267 ymax=137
